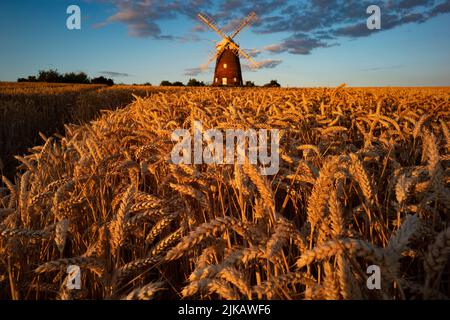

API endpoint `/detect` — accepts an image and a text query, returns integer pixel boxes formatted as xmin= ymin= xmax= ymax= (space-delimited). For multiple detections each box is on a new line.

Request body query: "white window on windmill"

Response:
xmin=222 ymin=78 xmax=227 ymax=85
xmin=223 ymin=63 xmax=227 ymax=69
xmin=215 ymin=78 xmax=218 ymax=83
xmin=233 ymin=77 xmax=237 ymax=83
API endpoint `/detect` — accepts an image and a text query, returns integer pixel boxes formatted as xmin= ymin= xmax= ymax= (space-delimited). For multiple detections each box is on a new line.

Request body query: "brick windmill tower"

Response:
xmin=198 ymin=12 xmax=260 ymax=86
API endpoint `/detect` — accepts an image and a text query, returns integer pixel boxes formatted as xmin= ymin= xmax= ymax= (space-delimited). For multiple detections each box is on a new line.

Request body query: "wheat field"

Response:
xmin=0 ymin=82 xmax=181 ymax=178
xmin=0 ymin=85 xmax=449 ymax=300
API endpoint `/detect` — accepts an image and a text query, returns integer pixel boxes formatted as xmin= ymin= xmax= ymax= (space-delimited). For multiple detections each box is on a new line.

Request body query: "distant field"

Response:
xmin=0 ymin=84 xmax=449 ymax=300
xmin=0 ymin=82 xmax=182 ymax=177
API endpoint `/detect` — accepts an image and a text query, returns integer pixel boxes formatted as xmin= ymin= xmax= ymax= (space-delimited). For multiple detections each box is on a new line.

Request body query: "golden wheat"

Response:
xmin=0 ymin=85 xmax=448 ymax=300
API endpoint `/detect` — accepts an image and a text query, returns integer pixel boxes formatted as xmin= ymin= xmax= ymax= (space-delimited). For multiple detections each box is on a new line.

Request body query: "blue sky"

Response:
xmin=0 ymin=0 xmax=449 ymax=86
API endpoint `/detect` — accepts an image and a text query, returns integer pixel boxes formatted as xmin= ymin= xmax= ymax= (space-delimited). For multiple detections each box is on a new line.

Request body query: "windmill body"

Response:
xmin=214 ymin=46 xmax=243 ymax=86
xmin=197 ymin=12 xmax=259 ymax=87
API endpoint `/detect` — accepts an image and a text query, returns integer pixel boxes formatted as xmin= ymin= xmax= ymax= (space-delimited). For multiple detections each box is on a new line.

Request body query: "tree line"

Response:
xmin=159 ymin=79 xmax=281 ymax=87
xmin=17 ymin=69 xmax=281 ymax=88
xmin=18 ymin=69 xmax=115 ymax=86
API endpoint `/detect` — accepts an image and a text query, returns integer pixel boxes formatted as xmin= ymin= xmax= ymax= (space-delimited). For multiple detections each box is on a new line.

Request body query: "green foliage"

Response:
xmin=92 ymin=76 xmax=114 ymax=86
xmin=187 ymin=78 xmax=205 ymax=87
xmin=62 ymin=72 xmax=90 ymax=84
xmin=263 ymin=80 xmax=281 ymax=87
xmin=160 ymin=80 xmax=172 ymax=86
xmin=160 ymin=80 xmax=185 ymax=87
xmin=17 ymin=69 xmax=113 ymax=85
xmin=37 ymin=69 xmax=62 ymax=83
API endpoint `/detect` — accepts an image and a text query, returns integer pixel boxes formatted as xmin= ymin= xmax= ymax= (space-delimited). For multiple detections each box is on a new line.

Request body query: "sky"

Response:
xmin=0 ymin=0 xmax=449 ymax=87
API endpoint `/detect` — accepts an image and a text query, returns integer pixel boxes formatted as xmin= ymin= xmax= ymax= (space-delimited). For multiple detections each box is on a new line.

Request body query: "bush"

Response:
xmin=160 ymin=81 xmax=185 ymax=87
xmin=160 ymin=80 xmax=172 ymax=86
xmin=263 ymin=80 xmax=281 ymax=88
xmin=245 ymin=81 xmax=256 ymax=87
xmin=92 ymin=76 xmax=114 ymax=86
xmin=187 ymin=78 xmax=205 ymax=87
xmin=37 ymin=69 xmax=62 ymax=83
xmin=18 ymin=76 xmax=37 ymax=82
xmin=62 ymin=72 xmax=90 ymax=84
xmin=18 ymin=69 xmax=96 ymax=85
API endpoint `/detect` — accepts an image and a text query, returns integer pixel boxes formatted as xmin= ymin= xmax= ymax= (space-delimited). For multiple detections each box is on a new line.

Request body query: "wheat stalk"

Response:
xmin=122 ymin=281 xmax=165 ymax=300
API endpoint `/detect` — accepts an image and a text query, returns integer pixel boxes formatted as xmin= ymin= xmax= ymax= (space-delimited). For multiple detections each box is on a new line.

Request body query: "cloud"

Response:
xmin=89 ymin=0 xmax=450 ymax=56
xmin=257 ymin=59 xmax=283 ymax=69
xmin=221 ymin=17 xmax=245 ymax=33
xmin=361 ymin=64 xmax=405 ymax=71
xmin=398 ymin=0 xmax=433 ymax=10
xmin=99 ymin=71 xmax=132 ymax=77
xmin=184 ymin=67 xmax=208 ymax=76
xmin=90 ymin=0 xmax=287 ymax=38
xmin=429 ymin=0 xmax=450 ymax=17
xmin=245 ymin=48 xmax=263 ymax=58
xmin=95 ymin=0 xmax=178 ymax=38
xmin=251 ymin=0 xmax=449 ymax=53
xmin=265 ymin=33 xmax=335 ymax=55
xmin=334 ymin=12 xmax=427 ymax=38
xmin=242 ymin=59 xmax=283 ymax=71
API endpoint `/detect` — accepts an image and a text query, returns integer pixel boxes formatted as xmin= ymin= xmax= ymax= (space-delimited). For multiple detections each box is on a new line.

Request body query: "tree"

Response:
xmin=18 ymin=76 xmax=37 ymax=82
xmin=187 ymin=78 xmax=205 ymax=87
xmin=62 ymin=72 xmax=90 ymax=84
xmin=38 ymin=69 xmax=62 ymax=83
xmin=245 ymin=81 xmax=256 ymax=87
xmin=263 ymin=80 xmax=281 ymax=88
xmin=21 ymin=69 xmax=92 ymax=84
xmin=160 ymin=80 xmax=172 ymax=86
xmin=172 ymin=81 xmax=184 ymax=87
xmin=91 ymin=76 xmax=114 ymax=86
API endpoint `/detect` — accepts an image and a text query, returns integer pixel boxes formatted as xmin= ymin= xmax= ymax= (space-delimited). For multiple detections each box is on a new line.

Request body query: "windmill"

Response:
xmin=197 ymin=12 xmax=260 ymax=86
